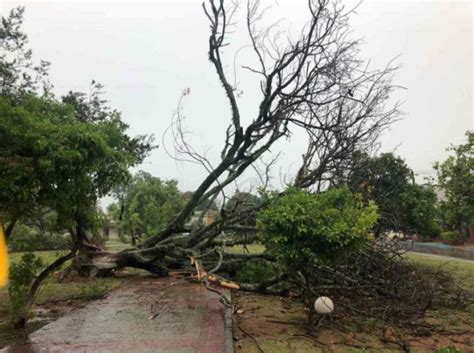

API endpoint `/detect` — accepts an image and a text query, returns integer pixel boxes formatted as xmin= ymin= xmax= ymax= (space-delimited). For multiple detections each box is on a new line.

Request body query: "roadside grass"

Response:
xmin=404 ymin=253 xmax=474 ymax=290
xmin=231 ymin=244 xmax=474 ymax=352
xmin=226 ymin=244 xmax=265 ymax=255
xmin=105 ymin=239 xmax=132 ymax=251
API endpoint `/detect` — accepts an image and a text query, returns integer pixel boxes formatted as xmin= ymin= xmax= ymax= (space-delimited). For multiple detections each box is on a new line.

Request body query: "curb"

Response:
xmin=224 ymin=291 xmax=234 ymax=353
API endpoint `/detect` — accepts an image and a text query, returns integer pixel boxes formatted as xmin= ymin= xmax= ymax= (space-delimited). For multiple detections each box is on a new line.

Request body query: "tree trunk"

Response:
xmin=5 ymin=216 xmax=18 ymax=240
xmin=131 ymin=224 xmax=136 ymax=246
xmin=80 ymin=250 xmax=170 ymax=277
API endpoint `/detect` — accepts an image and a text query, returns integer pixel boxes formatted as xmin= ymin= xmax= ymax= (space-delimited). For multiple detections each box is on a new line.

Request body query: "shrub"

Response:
xmin=257 ymin=187 xmax=378 ymax=271
xmin=441 ymin=231 xmax=464 ymax=244
xmin=8 ymin=224 xmax=70 ymax=252
xmin=8 ymin=253 xmax=44 ymax=325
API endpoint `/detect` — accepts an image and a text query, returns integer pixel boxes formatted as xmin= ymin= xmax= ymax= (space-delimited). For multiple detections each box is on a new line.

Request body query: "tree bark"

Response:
xmin=5 ymin=216 xmax=18 ymax=240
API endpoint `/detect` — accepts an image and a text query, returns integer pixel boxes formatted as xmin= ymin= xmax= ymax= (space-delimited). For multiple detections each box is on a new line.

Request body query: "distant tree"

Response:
xmin=398 ymin=184 xmax=441 ymax=238
xmin=0 ymin=7 xmax=51 ymax=98
xmin=0 ymin=94 xmax=152 ymax=242
xmin=1 ymin=8 xmax=153 ymax=243
xmin=434 ymin=131 xmax=474 ymax=236
xmin=111 ymin=172 xmax=185 ymax=243
xmin=347 ymin=152 xmax=439 ymax=237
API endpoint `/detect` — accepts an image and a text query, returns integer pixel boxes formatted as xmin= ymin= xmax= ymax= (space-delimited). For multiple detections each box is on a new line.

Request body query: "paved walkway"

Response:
xmin=2 ymin=277 xmax=233 ymax=353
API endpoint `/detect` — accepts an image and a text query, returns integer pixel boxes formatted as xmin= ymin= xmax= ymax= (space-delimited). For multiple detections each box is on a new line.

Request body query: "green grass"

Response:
xmin=105 ymin=239 xmax=131 ymax=251
xmin=9 ymin=250 xmax=68 ymax=266
xmin=226 ymin=243 xmax=265 ymax=254
xmin=405 ymin=253 xmax=474 ymax=290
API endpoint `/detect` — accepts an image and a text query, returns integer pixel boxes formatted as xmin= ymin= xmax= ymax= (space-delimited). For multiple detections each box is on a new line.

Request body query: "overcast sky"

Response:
xmin=2 ymin=0 xmax=473 ymax=197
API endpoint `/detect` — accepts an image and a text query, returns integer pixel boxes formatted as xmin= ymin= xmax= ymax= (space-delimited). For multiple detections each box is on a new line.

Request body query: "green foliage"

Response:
xmin=0 ymin=94 xmax=152 ymax=233
xmin=257 ymin=188 xmax=377 ymax=270
xmin=399 ymin=184 xmax=441 ymax=239
xmin=8 ymin=224 xmax=70 ymax=252
xmin=7 ymin=253 xmax=44 ymax=323
xmin=109 ymin=172 xmax=185 ymax=240
xmin=435 ymin=131 xmax=473 ymax=234
xmin=440 ymin=231 xmax=464 ymax=244
xmin=235 ymin=261 xmax=277 ymax=284
xmin=75 ymin=281 xmax=111 ymax=300
xmin=1 ymin=8 xmax=153 ymax=245
xmin=348 ymin=152 xmax=440 ymax=237
xmin=0 ymin=7 xmax=51 ymax=98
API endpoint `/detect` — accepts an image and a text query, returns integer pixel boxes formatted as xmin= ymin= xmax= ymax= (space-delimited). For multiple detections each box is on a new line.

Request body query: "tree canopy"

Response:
xmin=0 ymin=7 xmax=153 ymax=241
xmin=435 ymin=131 xmax=474 ymax=235
xmin=346 ymin=152 xmax=440 ymax=237
xmin=109 ymin=172 xmax=185 ymax=242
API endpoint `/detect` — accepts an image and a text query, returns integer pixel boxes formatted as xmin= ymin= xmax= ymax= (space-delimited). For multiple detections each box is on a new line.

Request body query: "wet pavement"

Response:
xmin=1 ymin=277 xmax=233 ymax=353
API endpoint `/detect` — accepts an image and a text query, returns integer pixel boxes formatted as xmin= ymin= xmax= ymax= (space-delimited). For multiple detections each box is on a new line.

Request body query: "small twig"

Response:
xmin=234 ymin=317 xmax=265 ymax=353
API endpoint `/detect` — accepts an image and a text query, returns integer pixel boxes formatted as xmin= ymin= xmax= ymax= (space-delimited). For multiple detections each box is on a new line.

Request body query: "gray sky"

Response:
xmin=2 ymin=0 xmax=473 ymax=196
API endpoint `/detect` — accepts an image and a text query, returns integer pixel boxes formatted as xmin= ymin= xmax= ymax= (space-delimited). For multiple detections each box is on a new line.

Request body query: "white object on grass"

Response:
xmin=314 ymin=296 xmax=334 ymax=314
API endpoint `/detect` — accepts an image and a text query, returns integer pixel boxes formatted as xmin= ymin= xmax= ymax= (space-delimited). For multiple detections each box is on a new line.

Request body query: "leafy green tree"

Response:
xmin=0 ymin=7 xmax=51 ymax=99
xmin=111 ymin=172 xmax=185 ymax=242
xmin=1 ymin=7 xmax=153 ymax=243
xmin=435 ymin=131 xmax=474 ymax=235
xmin=347 ymin=152 xmax=439 ymax=237
xmin=398 ymin=184 xmax=441 ymax=238
xmin=0 ymin=94 xmax=152 ymax=242
xmin=0 ymin=8 xmax=153 ymax=325
xmin=257 ymin=187 xmax=378 ymax=270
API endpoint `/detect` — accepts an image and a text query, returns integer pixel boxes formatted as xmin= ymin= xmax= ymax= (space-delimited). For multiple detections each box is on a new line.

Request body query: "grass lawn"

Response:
xmin=405 ymin=252 xmax=474 ymax=289
xmin=231 ymin=244 xmax=474 ymax=353
xmin=105 ymin=239 xmax=132 ymax=251
xmin=226 ymin=243 xmax=266 ymax=255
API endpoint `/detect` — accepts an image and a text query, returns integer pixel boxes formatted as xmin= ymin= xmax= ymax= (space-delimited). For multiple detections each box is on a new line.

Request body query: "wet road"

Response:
xmin=1 ymin=277 xmax=232 ymax=353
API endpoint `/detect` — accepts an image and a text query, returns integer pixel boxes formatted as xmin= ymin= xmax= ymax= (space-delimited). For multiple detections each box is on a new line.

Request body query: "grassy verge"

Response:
xmin=226 ymin=244 xmax=265 ymax=255
xmin=405 ymin=252 xmax=474 ymax=289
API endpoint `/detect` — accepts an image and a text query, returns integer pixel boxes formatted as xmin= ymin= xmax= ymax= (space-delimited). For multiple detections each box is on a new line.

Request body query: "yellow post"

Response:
xmin=0 ymin=216 xmax=9 ymax=288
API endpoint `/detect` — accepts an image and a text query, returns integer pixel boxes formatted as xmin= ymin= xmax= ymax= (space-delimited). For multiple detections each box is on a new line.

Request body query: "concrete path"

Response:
xmin=2 ymin=277 xmax=233 ymax=353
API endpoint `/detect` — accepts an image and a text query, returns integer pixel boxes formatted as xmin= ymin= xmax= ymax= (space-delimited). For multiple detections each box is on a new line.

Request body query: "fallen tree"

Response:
xmin=7 ymin=0 xmax=471 ymax=335
xmin=67 ymin=1 xmax=472 ymax=332
xmin=74 ymin=0 xmax=401 ymax=275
